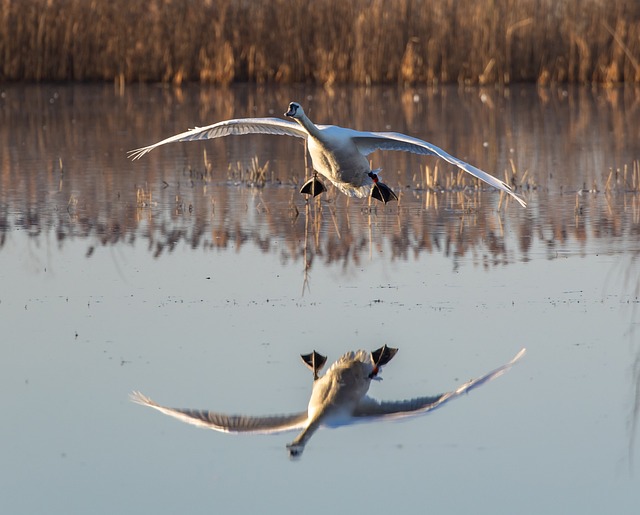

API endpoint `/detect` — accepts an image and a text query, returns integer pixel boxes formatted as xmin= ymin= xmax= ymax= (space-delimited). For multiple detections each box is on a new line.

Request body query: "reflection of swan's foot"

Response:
xmin=372 ymin=345 xmax=399 ymax=367
xmin=369 ymin=345 xmax=399 ymax=378
xmin=287 ymin=442 xmax=305 ymax=459
xmin=300 ymin=177 xmax=327 ymax=197
xmin=368 ymin=172 xmax=398 ymax=204
xmin=300 ymin=351 xmax=327 ymax=380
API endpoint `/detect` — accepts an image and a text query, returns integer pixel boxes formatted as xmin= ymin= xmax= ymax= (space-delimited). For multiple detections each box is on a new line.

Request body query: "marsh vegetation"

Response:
xmin=1 ymin=0 xmax=639 ymax=85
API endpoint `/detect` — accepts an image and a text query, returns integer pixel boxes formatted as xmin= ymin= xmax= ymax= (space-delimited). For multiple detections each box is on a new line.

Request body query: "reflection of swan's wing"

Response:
xmin=130 ymin=392 xmax=308 ymax=434
xmin=353 ymin=348 xmax=526 ymax=421
xmin=128 ymin=118 xmax=308 ymax=160
xmin=351 ymin=131 xmax=526 ymax=208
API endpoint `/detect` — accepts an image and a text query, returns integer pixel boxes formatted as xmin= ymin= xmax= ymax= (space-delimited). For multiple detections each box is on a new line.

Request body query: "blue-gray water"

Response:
xmin=1 ymin=83 xmax=639 ymax=514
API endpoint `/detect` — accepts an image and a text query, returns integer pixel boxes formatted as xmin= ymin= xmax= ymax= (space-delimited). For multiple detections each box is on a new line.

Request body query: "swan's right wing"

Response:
xmin=353 ymin=348 xmax=526 ymax=421
xmin=128 ymin=117 xmax=308 ymax=160
xmin=130 ymin=392 xmax=308 ymax=434
xmin=350 ymin=130 xmax=526 ymax=208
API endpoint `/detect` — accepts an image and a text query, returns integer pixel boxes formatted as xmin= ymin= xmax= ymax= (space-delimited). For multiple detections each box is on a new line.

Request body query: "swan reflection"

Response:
xmin=132 ymin=347 xmax=525 ymax=458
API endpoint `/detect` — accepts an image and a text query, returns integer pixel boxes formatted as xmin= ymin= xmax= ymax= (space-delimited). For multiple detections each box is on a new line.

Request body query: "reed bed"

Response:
xmin=604 ymin=160 xmax=640 ymax=193
xmin=227 ymin=156 xmax=272 ymax=187
xmin=1 ymin=0 xmax=639 ymax=85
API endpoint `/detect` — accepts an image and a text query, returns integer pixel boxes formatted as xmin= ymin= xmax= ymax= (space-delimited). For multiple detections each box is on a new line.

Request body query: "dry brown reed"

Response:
xmin=227 ymin=156 xmax=271 ymax=186
xmin=1 ymin=0 xmax=639 ymax=85
xmin=605 ymin=160 xmax=640 ymax=193
xmin=136 ymin=186 xmax=155 ymax=208
xmin=414 ymin=157 xmax=536 ymax=200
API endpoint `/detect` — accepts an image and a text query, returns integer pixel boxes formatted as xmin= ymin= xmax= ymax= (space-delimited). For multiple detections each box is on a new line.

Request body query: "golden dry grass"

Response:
xmin=0 ymin=0 xmax=639 ymax=85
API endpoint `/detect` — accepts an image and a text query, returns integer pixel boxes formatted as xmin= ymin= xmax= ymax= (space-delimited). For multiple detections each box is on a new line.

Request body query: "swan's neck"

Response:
xmin=295 ymin=113 xmax=322 ymax=139
xmin=287 ymin=413 xmax=322 ymax=457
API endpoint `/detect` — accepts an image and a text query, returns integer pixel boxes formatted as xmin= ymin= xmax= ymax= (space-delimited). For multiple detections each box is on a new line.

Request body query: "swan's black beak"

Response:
xmin=285 ymin=103 xmax=298 ymax=117
xmin=287 ymin=442 xmax=305 ymax=459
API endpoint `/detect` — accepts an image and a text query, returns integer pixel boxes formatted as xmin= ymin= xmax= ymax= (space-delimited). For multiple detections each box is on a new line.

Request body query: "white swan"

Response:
xmin=128 ymin=102 xmax=526 ymax=207
xmin=131 ymin=346 xmax=526 ymax=458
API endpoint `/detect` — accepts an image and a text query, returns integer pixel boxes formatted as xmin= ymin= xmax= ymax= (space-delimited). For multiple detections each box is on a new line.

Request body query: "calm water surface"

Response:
xmin=1 ymin=83 xmax=640 ymax=514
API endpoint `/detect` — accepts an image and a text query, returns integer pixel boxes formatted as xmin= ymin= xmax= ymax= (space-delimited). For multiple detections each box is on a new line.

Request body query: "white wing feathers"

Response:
xmin=352 ymin=132 xmax=526 ymax=208
xmin=352 ymin=394 xmax=446 ymax=419
xmin=353 ymin=347 xmax=526 ymax=420
xmin=127 ymin=118 xmax=307 ymax=160
xmin=130 ymin=391 xmax=308 ymax=434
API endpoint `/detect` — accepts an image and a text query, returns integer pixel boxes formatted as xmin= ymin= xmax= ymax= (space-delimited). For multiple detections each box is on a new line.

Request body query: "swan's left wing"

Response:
xmin=350 ymin=131 xmax=526 ymax=207
xmin=353 ymin=348 xmax=526 ymax=421
xmin=130 ymin=392 xmax=308 ymax=434
xmin=128 ymin=117 xmax=307 ymax=160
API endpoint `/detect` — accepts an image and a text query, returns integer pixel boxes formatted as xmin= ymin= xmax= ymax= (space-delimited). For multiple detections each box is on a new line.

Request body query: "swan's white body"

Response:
xmin=131 ymin=347 xmax=526 ymax=458
xmin=129 ymin=102 xmax=526 ymax=207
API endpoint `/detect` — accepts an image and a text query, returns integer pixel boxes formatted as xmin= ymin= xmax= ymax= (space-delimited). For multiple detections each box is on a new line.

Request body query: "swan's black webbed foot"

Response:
xmin=368 ymin=345 xmax=399 ymax=378
xmin=371 ymin=345 xmax=399 ymax=367
xmin=368 ymin=172 xmax=398 ymax=204
xmin=300 ymin=177 xmax=327 ymax=197
xmin=300 ymin=351 xmax=327 ymax=380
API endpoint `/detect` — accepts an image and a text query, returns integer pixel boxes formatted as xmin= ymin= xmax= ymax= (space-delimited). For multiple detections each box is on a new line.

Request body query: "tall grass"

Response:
xmin=0 ymin=0 xmax=639 ymax=85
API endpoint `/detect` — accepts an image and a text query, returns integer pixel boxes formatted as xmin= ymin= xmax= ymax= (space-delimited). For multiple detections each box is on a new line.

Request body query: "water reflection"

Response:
xmin=131 ymin=346 xmax=525 ymax=459
xmin=2 ymin=83 xmax=640 ymax=513
xmin=3 ymin=182 xmax=640 ymax=282
xmin=1 ymin=83 xmax=639 ymax=273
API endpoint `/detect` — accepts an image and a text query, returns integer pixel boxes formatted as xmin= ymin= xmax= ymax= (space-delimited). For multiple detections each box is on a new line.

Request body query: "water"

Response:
xmin=1 ymin=83 xmax=639 ymax=514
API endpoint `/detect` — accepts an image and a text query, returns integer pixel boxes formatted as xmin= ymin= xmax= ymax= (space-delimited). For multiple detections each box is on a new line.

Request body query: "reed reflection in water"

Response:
xmin=1 ymin=83 xmax=639 ymax=270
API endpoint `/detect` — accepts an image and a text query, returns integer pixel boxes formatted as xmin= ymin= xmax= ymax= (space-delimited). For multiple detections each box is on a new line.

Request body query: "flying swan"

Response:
xmin=131 ymin=346 xmax=526 ymax=458
xmin=128 ymin=102 xmax=527 ymax=207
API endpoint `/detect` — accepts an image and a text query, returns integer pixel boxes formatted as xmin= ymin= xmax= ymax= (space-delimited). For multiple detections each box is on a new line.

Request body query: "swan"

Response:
xmin=128 ymin=102 xmax=526 ymax=207
xmin=131 ymin=346 xmax=526 ymax=458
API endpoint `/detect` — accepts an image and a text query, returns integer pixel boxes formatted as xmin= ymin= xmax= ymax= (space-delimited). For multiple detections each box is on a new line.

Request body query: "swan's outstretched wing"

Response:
xmin=353 ymin=348 xmax=526 ymax=420
xmin=130 ymin=391 xmax=308 ymax=434
xmin=350 ymin=131 xmax=526 ymax=207
xmin=128 ymin=118 xmax=308 ymax=160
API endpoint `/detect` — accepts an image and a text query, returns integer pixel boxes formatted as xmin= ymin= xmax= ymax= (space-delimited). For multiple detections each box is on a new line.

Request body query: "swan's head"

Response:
xmin=285 ymin=102 xmax=304 ymax=119
xmin=287 ymin=442 xmax=305 ymax=460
